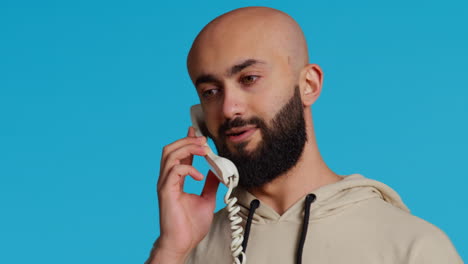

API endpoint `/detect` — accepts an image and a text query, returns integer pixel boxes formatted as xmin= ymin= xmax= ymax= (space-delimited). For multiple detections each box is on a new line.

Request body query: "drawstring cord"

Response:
xmin=240 ymin=194 xmax=316 ymax=264
xmin=296 ymin=193 xmax=316 ymax=264
xmin=242 ymin=199 xmax=260 ymax=254
xmin=240 ymin=199 xmax=260 ymax=263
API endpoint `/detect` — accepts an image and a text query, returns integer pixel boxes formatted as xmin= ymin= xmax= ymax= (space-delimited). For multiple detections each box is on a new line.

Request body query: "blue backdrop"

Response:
xmin=0 ymin=0 xmax=466 ymax=263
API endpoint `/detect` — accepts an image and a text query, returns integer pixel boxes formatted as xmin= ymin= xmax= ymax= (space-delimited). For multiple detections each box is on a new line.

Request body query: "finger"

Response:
xmin=181 ymin=126 xmax=195 ymax=189
xmin=160 ymin=164 xmax=204 ymax=193
xmin=188 ymin=126 xmax=197 ymax=138
xmin=160 ymin=144 xmax=209 ymax=182
xmin=201 ymin=170 xmax=220 ymax=202
xmin=181 ymin=127 xmax=197 ymax=167
xmin=166 ymin=143 xmax=209 ymax=168
xmin=181 ymin=127 xmax=203 ymax=188
xmin=161 ymin=136 xmax=206 ymax=165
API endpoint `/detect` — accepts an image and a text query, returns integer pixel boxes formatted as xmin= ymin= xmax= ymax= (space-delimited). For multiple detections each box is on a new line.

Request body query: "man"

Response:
xmin=147 ymin=7 xmax=462 ymax=264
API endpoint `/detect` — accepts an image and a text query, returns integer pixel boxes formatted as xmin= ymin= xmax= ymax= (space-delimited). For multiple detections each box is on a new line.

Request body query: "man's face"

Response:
xmin=189 ymin=54 xmax=307 ymax=188
xmin=187 ymin=16 xmax=307 ymax=188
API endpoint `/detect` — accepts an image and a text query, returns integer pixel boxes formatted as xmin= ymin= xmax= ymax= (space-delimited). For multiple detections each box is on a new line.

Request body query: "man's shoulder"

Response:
xmin=342 ymin=197 xmax=462 ymax=263
xmin=350 ymin=196 xmax=443 ymax=234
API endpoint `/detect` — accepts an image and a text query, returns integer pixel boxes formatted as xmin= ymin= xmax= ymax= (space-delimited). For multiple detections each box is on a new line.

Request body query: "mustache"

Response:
xmin=218 ymin=116 xmax=266 ymax=138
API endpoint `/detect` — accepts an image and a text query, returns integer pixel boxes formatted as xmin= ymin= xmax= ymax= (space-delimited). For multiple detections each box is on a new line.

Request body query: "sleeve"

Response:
xmin=409 ymin=226 xmax=464 ymax=264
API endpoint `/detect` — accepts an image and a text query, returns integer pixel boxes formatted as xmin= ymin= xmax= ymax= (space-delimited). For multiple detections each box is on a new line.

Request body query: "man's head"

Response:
xmin=187 ymin=7 xmax=323 ymax=189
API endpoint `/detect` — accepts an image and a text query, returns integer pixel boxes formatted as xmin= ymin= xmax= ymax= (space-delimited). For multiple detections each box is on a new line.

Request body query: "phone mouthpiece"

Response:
xmin=206 ymin=153 xmax=239 ymax=187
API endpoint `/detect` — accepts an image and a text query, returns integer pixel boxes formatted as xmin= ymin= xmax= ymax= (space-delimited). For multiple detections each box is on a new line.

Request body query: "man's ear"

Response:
xmin=299 ymin=64 xmax=323 ymax=106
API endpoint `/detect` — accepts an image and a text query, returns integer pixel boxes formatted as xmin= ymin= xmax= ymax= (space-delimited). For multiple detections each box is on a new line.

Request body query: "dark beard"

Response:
xmin=214 ymin=85 xmax=307 ymax=189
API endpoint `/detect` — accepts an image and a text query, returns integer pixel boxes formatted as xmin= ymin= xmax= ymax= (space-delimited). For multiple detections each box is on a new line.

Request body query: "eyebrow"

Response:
xmin=195 ymin=74 xmax=220 ymax=88
xmin=227 ymin=59 xmax=265 ymax=76
xmin=194 ymin=59 xmax=266 ymax=88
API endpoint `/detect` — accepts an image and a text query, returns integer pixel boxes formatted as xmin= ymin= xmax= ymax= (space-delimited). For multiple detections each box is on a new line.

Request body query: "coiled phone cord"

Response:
xmin=224 ymin=176 xmax=246 ymax=264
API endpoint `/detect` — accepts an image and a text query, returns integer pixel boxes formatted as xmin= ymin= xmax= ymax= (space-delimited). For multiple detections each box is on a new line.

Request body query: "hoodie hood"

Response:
xmin=232 ymin=174 xmax=410 ymax=224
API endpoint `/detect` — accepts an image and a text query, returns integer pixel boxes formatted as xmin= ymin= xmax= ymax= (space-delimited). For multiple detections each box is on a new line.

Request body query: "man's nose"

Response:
xmin=222 ymin=85 xmax=246 ymax=120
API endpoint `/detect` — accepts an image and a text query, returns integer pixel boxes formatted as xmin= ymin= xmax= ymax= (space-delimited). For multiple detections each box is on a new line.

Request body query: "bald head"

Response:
xmin=187 ymin=7 xmax=309 ymax=83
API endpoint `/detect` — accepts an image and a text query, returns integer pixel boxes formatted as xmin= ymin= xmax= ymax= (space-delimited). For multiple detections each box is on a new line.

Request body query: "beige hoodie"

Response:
xmin=186 ymin=174 xmax=462 ymax=264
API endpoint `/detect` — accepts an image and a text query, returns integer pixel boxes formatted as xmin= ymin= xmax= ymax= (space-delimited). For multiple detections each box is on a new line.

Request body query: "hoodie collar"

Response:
xmin=232 ymin=174 xmax=409 ymax=224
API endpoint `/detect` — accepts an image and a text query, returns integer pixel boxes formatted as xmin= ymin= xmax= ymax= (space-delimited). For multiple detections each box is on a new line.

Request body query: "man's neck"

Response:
xmin=248 ymin=137 xmax=343 ymax=215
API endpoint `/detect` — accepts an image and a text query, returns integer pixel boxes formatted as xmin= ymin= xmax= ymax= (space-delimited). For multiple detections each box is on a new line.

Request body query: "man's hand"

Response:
xmin=148 ymin=127 xmax=220 ymax=264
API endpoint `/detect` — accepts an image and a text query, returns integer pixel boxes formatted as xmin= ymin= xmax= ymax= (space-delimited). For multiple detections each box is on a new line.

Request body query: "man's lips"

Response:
xmin=225 ymin=126 xmax=257 ymax=143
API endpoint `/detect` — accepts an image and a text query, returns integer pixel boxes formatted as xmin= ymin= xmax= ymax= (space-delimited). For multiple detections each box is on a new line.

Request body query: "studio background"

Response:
xmin=0 ymin=0 xmax=466 ymax=263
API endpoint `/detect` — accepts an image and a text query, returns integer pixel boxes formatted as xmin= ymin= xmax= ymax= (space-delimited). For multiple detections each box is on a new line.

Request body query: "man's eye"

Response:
xmin=201 ymin=88 xmax=219 ymax=99
xmin=240 ymin=75 xmax=259 ymax=85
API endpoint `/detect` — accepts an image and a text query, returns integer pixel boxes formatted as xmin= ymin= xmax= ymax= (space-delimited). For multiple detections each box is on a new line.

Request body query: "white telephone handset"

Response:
xmin=190 ymin=104 xmax=246 ymax=264
xmin=190 ymin=104 xmax=239 ymax=187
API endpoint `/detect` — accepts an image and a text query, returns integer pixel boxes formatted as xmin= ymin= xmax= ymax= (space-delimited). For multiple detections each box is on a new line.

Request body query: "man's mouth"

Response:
xmin=225 ymin=126 xmax=257 ymax=143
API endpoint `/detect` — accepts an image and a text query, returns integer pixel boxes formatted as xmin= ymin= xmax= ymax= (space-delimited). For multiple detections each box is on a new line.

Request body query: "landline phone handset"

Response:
xmin=190 ymin=104 xmax=246 ymax=264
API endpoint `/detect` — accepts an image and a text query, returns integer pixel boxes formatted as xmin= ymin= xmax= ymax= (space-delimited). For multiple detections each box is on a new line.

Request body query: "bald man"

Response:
xmin=146 ymin=7 xmax=462 ymax=264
